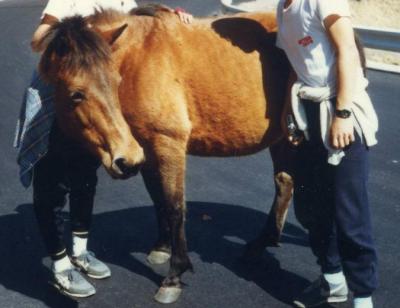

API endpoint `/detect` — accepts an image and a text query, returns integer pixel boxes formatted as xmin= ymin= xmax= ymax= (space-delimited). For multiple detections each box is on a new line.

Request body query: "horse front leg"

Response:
xmin=155 ymin=197 xmax=193 ymax=304
xmin=244 ymin=139 xmax=295 ymax=261
xmin=144 ymin=135 xmax=193 ymax=304
xmin=142 ymin=167 xmax=172 ymax=265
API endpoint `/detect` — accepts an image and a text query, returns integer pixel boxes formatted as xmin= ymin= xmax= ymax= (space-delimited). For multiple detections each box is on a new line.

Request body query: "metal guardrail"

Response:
xmin=220 ymin=0 xmax=400 ymax=53
xmin=355 ymin=26 xmax=400 ymax=53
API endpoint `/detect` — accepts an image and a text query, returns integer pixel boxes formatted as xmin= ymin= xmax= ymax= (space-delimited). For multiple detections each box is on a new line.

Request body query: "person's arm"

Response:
xmin=31 ymin=20 xmax=55 ymax=52
xmin=31 ymin=0 xmax=64 ymax=53
xmin=324 ymin=15 xmax=359 ymax=149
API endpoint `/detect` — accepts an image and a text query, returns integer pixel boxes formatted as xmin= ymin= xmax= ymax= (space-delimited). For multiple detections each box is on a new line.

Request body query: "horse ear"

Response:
xmin=100 ymin=23 xmax=128 ymax=45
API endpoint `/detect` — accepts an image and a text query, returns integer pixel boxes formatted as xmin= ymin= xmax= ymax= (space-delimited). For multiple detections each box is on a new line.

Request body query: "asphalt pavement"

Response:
xmin=0 ymin=1 xmax=399 ymax=308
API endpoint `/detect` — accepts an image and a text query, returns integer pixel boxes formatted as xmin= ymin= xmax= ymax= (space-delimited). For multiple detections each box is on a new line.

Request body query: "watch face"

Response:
xmin=336 ymin=109 xmax=351 ymax=118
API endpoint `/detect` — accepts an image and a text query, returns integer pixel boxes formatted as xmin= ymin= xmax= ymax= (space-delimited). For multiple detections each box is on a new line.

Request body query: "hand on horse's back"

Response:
xmin=174 ymin=10 xmax=193 ymax=24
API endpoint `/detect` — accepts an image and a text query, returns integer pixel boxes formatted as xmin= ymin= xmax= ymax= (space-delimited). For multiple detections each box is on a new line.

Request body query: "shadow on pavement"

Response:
xmin=0 ymin=204 xmax=78 ymax=308
xmin=2 ymin=201 xmax=311 ymax=307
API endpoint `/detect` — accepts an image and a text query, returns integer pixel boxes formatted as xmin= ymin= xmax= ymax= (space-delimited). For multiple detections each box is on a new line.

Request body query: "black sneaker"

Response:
xmin=293 ymin=275 xmax=348 ymax=307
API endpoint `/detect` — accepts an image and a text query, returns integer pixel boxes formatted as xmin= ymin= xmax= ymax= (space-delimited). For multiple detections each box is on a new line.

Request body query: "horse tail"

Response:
xmin=354 ymin=33 xmax=367 ymax=77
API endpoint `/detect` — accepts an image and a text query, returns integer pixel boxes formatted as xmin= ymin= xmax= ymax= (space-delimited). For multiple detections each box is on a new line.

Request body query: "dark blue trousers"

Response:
xmin=33 ymin=124 xmax=100 ymax=260
xmin=293 ymin=100 xmax=378 ymax=297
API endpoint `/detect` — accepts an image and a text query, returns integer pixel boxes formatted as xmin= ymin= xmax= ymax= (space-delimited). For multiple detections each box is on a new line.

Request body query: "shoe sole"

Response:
xmin=86 ymin=272 xmax=111 ymax=280
xmin=328 ymin=295 xmax=348 ymax=303
xmin=50 ymin=281 xmax=96 ymax=298
xmin=293 ymin=301 xmax=307 ymax=308
xmin=293 ymin=295 xmax=348 ymax=307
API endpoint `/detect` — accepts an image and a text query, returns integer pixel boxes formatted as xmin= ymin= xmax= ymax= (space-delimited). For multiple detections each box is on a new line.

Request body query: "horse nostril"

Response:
xmin=114 ymin=157 xmax=128 ymax=172
xmin=114 ymin=157 xmax=142 ymax=176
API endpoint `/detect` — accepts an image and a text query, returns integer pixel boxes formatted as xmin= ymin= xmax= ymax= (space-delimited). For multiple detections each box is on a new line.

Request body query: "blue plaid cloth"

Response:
xmin=14 ymin=70 xmax=55 ymax=188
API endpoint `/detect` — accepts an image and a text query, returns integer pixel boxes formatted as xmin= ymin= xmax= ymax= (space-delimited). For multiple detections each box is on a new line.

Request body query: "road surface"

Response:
xmin=0 ymin=1 xmax=399 ymax=307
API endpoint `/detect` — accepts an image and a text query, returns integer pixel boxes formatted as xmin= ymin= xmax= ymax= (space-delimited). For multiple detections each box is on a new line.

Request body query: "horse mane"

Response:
xmin=39 ymin=4 xmax=177 ymax=78
xmin=87 ymin=4 xmax=173 ymax=26
xmin=130 ymin=4 xmax=173 ymax=17
xmin=39 ymin=15 xmax=111 ymax=78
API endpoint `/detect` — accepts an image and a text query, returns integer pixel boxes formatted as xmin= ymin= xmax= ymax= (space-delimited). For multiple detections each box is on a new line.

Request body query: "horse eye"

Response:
xmin=70 ymin=91 xmax=86 ymax=104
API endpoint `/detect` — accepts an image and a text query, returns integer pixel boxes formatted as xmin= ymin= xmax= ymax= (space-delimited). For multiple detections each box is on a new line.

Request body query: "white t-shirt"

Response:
xmin=276 ymin=0 xmax=352 ymax=88
xmin=42 ymin=0 xmax=138 ymax=20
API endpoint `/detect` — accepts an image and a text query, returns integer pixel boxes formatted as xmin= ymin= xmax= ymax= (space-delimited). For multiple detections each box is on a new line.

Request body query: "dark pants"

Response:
xmin=33 ymin=124 xmax=100 ymax=260
xmin=293 ymin=100 xmax=378 ymax=297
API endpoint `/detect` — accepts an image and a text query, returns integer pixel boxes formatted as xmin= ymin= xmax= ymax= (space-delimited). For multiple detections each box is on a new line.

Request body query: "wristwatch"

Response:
xmin=335 ymin=108 xmax=352 ymax=119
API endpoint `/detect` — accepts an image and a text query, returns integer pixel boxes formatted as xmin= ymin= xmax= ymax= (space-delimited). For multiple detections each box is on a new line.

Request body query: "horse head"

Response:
xmin=38 ymin=15 xmax=144 ymax=179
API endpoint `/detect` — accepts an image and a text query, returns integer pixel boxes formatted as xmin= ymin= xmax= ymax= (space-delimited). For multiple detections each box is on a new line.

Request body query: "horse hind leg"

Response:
xmin=144 ymin=135 xmax=193 ymax=304
xmin=244 ymin=139 xmax=295 ymax=261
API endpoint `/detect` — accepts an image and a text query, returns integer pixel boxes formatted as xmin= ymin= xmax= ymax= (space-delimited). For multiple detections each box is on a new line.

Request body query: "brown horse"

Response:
xmin=38 ymin=7 xmax=295 ymax=303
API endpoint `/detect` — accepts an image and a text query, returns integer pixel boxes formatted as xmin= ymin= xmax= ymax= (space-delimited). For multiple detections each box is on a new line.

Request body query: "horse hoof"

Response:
xmin=147 ymin=251 xmax=171 ymax=265
xmin=154 ymin=286 xmax=182 ymax=304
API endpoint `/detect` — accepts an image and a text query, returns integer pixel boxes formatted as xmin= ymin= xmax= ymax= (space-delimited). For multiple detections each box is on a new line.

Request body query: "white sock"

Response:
xmin=53 ymin=255 xmax=73 ymax=273
xmin=72 ymin=233 xmax=88 ymax=257
xmin=354 ymin=296 xmax=373 ymax=308
xmin=324 ymin=271 xmax=346 ymax=286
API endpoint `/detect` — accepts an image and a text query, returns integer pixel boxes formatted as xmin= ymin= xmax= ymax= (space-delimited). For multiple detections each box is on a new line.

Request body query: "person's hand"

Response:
xmin=174 ymin=8 xmax=193 ymax=24
xmin=330 ymin=116 xmax=354 ymax=149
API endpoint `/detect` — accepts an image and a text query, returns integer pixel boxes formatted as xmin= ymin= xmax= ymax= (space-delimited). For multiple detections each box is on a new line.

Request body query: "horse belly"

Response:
xmin=187 ymin=67 xmax=278 ymax=156
xmin=188 ymin=116 xmax=272 ymax=157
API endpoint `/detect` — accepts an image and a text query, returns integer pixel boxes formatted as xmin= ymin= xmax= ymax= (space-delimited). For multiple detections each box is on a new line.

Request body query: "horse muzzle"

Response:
xmin=110 ymin=156 xmax=144 ymax=179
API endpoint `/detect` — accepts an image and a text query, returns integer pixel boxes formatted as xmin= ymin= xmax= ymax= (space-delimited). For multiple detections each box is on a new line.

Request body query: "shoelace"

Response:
xmin=67 ymin=269 xmax=83 ymax=283
xmin=80 ymin=251 xmax=97 ymax=268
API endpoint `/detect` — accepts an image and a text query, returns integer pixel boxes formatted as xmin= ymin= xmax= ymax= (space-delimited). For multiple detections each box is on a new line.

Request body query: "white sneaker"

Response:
xmin=52 ymin=267 xmax=96 ymax=298
xmin=71 ymin=251 xmax=111 ymax=279
xmin=293 ymin=275 xmax=348 ymax=307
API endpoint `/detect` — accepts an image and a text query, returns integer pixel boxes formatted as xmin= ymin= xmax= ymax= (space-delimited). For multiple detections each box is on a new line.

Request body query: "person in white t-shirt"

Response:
xmin=15 ymin=0 xmax=193 ymax=298
xmin=276 ymin=1 xmax=378 ymax=308
xmin=31 ymin=0 xmax=193 ymax=51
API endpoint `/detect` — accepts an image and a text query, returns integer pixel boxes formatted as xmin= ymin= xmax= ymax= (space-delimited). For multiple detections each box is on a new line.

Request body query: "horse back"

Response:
xmin=119 ymin=12 xmax=290 ymax=156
